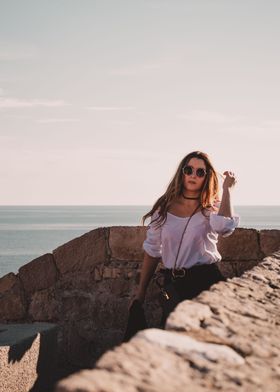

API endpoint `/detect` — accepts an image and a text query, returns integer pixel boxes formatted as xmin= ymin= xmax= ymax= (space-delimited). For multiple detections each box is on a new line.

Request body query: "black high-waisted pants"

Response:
xmin=160 ymin=263 xmax=226 ymax=328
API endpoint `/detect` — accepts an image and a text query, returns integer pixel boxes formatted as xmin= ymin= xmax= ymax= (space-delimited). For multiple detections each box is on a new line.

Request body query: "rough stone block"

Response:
xmin=93 ymin=266 xmax=103 ymax=281
xmin=259 ymin=230 xmax=280 ymax=256
xmin=60 ymin=291 xmax=94 ymax=322
xmin=234 ymin=260 xmax=260 ymax=276
xmin=217 ymin=261 xmax=236 ymax=278
xmin=134 ymin=328 xmax=244 ymax=365
xmin=63 ymin=322 xmax=97 ymax=368
xmin=103 ymin=267 xmax=122 ymax=279
xmin=57 ymin=271 xmax=95 ymax=291
xmin=166 ymin=301 xmax=213 ymax=332
xmin=55 ymin=338 xmax=196 ymax=392
xmin=0 ymin=272 xmax=18 ymax=293
xmin=28 ymin=287 xmax=61 ymax=321
xmin=0 ymin=274 xmax=26 ymax=321
xmin=53 ymin=228 xmax=107 ymax=275
xmin=218 ymin=260 xmax=260 ymax=278
xmin=19 ymin=253 xmax=58 ymax=295
xmin=217 ymin=228 xmax=263 ymax=260
xmin=109 ymin=226 xmax=147 ymax=261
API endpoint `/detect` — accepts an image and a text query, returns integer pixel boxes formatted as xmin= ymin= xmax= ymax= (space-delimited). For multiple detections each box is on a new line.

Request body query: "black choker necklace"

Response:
xmin=182 ymin=194 xmax=200 ymax=200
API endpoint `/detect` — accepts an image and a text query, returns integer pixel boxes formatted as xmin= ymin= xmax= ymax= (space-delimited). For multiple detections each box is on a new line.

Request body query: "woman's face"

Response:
xmin=182 ymin=157 xmax=207 ymax=192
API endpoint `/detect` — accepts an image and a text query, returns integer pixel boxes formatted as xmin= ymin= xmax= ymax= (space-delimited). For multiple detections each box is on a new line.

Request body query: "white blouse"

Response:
xmin=143 ymin=208 xmax=240 ymax=269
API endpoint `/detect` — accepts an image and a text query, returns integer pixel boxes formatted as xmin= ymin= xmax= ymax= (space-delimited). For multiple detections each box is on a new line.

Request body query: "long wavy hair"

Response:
xmin=142 ymin=151 xmax=220 ymax=228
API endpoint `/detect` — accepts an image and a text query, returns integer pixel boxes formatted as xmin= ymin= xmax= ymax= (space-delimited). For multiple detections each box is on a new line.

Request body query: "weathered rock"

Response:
xmin=109 ymin=226 xmax=147 ymax=261
xmin=0 ymin=272 xmax=18 ymax=292
xmin=0 ymin=273 xmax=26 ymax=321
xmin=56 ymin=271 xmax=95 ymax=291
xmin=103 ymin=267 xmax=122 ymax=279
xmin=259 ymin=229 xmax=280 ymax=256
xmin=93 ymin=266 xmax=103 ymax=281
xmin=165 ymin=256 xmax=280 ymax=385
xmin=59 ymin=290 xmax=95 ymax=322
xmin=217 ymin=261 xmax=236 ymax=278
xmin=19 ymin=253 xmax=58 ymax=295
xmin=53 ymin=228 xmax=108 ymax=275
xmin=218 ymin=260 xmax=260 ymax=278
xmin=62 ymin=322 xmax=97 ymax=368
xmin=217 ymin=228 xmax=263 ymax=260
xmin=56 ymin=339 xmax=204 ymax=392
xmin=134 ymin=328 xmax=245 ymax=365
xmin=219 ymin=260 xmax=260 ymax=277
xmin=166 ymin=301 xmax=213 ymax=331
xmin=28 ymin=287 xmax=61 ymax=321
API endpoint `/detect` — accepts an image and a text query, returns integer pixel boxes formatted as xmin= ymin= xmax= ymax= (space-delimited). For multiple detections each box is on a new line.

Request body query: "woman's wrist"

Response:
xmin=138 ymin=284 xmax=147 ymax=294
xmin=136 ymin=286 xmax=146 ymax=297
xmin=133 ymin=290 xmax=146 ymax=305
xmin=222 ymin=185 xmax=232 ymax=192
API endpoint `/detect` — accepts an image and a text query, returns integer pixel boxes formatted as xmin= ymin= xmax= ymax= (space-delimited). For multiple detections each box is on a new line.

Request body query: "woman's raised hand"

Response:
xmin=222 ymin=171 xmax=237 ymax=190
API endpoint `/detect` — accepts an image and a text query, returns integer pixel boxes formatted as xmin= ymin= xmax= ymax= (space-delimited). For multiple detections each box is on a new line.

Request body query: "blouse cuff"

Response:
xmin=143 ymin=242 xmax=162 ymax=258
xmin=210 ymin=213 xmax=240 ymax=237
xmin=142 ymin=210 xmax=162 ymax=258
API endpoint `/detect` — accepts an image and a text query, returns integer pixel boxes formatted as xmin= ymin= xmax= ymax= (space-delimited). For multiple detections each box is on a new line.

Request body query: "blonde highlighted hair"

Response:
xmin=142 ymin=151 xmax=220 ymax=228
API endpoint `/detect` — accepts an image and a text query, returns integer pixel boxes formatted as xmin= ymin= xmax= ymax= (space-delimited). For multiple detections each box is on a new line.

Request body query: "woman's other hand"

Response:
xmin=222 ymin=171 xmax=237 ymax=190
xmin=128 ymin=288 xmax=146 ymax=310
xmin=128 ymin=252 xmax=160 ymax=310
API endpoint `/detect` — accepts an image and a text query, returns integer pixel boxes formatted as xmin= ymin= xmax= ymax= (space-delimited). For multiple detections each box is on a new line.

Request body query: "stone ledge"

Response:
xmin=0 ymin=322 xmax=58 ymax=392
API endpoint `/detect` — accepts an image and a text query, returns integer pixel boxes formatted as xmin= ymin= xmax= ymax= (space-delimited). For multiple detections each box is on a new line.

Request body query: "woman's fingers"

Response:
xmin=223 ymin=170 xmax=237 ymax=188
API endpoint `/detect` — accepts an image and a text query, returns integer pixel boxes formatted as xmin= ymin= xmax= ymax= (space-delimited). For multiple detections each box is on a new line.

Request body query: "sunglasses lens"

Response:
xmin=183 ymin=165 xmax=193 ymax=175
xmin=197 ymin=168 xmax=206 ymax=177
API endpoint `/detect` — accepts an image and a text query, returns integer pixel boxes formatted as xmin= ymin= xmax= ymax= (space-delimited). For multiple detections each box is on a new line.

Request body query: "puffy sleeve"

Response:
xmin=142 ymin=210 xmax=162 ymax=257
xmin=209 ymin=212 xmax=240 ymax=237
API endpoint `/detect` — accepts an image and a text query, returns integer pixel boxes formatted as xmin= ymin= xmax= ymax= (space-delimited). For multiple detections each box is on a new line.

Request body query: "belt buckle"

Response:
xmin=171 ymin=268 xmax=186 ymax=280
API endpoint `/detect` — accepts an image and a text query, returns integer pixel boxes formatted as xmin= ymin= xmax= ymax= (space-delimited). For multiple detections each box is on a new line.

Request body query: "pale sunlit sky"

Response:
xmin=1 ymin=0 xmax=279 ymax=205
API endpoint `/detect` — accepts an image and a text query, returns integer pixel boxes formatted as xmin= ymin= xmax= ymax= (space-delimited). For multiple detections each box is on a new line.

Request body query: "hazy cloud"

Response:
xmin=176 ymin=110 xmax=240 ymax=124
xmin=86 ymin=106 xmax=135 ymax=111
xmin=109 ymin=63 xmax=161 ymax=76
xmin=144 ymin=0 xmax=171 ymax=9
xmin=262 ymin=120 xmax=280 ymax=127
xmin=0 ymin=43 xmax=37 ymax=61
xmin=0 ymin=98 xmax=70 ymax=109
xmin=37 ymin=118 xmax=81 ymax=124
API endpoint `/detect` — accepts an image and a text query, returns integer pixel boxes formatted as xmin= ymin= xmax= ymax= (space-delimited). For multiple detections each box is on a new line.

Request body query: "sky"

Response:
xmin=0 ymin=0 xmax=279 ymax=205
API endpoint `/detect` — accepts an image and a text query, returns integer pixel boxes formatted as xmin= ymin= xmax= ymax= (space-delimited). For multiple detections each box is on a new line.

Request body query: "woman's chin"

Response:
xmin=185 ymin=186 xmax=201 ymax=192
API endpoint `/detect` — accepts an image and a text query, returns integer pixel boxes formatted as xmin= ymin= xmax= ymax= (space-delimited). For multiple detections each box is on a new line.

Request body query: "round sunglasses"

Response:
xmin=182 ymin=165 xmax=207 ymax=178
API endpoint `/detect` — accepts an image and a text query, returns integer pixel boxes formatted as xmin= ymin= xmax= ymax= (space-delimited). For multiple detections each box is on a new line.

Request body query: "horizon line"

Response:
xmin=0 ymin=204 xmax=279 ymax=207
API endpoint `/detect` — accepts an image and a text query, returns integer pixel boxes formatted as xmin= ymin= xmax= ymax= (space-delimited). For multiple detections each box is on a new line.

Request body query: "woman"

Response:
xmin=131 ymin=151 xmax=239 ymax=328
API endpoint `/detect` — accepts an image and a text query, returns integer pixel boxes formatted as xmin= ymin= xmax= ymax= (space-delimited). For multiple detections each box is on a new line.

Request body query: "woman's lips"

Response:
xmin=188 ymin=180 xmax=196 ymax=184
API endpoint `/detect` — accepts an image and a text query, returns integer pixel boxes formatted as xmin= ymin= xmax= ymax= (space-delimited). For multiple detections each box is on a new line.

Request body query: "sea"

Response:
xmin=0 ymin=205 xmax=279 ymax=278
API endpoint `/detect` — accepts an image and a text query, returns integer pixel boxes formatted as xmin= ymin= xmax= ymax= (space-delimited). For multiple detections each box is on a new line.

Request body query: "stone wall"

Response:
xmin=0 ymin=226 xmax=279 ymax=372
xmin=55 ymin=251 xmax=280 ymax=392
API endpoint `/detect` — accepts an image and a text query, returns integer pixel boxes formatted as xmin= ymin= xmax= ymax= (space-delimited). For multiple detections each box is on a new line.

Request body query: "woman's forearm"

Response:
xmin=137 ymin=251 xmax=161 ymax=295
xmin=218 ymin=187 xmax=233 ymax=218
